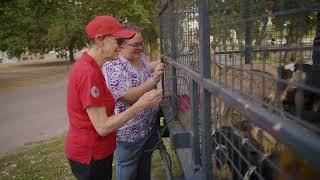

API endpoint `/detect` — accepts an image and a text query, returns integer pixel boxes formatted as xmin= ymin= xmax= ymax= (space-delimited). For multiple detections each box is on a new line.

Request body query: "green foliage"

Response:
xmin=0 ymin=0 xmax=51 ymax=57
xmin=0 ymin=0 xmax=159 ymax=60
xmin=209 ymin=0 xmax=319 ymax=51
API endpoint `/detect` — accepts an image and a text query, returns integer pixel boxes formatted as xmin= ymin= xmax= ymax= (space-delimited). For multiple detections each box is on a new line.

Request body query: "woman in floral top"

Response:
xmin=102 ymin=26 xmax=165 ymax=180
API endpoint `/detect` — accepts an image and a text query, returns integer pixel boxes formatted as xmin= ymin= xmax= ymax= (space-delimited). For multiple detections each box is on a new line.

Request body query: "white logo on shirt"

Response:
xmin=90 ymin=86 xmax=100 ymax=98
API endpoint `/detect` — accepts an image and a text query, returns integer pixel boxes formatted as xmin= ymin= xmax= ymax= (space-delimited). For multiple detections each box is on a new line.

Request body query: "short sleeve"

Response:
xmin=102 ymin=61 xmax=130 ymax=100
xmin=80 ymin=70 xmax=106 ymax=109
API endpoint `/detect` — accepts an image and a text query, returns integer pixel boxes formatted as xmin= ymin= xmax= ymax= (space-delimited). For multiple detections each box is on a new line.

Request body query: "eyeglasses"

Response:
xmin=125 ymin=42 xmax=144 ymax=48
xmin=95 ymin=35 xmax=124 ymax=46
xmin=114 ymin=38 xmax=125 ymax=46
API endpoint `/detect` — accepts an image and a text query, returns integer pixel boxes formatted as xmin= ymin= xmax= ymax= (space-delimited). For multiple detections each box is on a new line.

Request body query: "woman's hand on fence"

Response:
xmin=136 ymin=89 xmax=163 ymax=109
xmin=152 ymin=62 xmax=166 ymax=82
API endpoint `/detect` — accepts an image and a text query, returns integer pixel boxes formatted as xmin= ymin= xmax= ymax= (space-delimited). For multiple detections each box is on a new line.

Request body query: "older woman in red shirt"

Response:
xmin=66 ymin=16 xmax=162 ymax=180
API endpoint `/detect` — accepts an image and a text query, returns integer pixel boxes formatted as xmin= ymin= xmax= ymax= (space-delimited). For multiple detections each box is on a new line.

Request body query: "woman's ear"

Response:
xmin=94 ymin=36 xmax=105 ymax=47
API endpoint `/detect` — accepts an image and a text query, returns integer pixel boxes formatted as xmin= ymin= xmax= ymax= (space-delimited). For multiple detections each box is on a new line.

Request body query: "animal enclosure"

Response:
xmin=158 ymin=0 xmax=320 ymax=179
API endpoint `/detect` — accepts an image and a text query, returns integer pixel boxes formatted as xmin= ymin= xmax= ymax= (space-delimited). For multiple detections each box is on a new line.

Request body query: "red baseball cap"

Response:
xmin=86 ymin=16 xmax=135 ymax=39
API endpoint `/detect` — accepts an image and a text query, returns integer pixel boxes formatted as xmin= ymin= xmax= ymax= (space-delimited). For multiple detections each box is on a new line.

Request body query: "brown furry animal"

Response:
xmin=247 ymin=147 xmax=320 ymax=180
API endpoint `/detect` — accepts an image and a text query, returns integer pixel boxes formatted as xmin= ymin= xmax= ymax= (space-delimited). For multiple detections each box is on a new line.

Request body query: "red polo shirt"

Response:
xmin=66 ymin=52 xmax=116 ymax=165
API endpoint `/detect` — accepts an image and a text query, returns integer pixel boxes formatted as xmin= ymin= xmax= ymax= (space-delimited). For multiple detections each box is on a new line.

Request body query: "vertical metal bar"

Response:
xmin=244 ymin=0 xmax=253 ymax=64
xmin=159 ymin=11 xmax=163 ymax=56
xmin=169 ymin=0 xmax=178 ymax=115
xmin=199 ymin=0 xmax=210 ymax=78
xmin=199 ymin=90 xmax=212 ymax=180
xmin=199 ymin=0 xmax=212 ymax=179
xmin=244 ymin=0 xmax=254 ymax=97
xmin=191 ymin=80 xmax=200 ymax=168
xmin=159 ymin=10 xmax=166 ymax=92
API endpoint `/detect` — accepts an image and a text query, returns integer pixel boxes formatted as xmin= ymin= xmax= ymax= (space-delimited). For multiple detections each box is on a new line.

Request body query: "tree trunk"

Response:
xmin=68 ymin=46 xmax=74 ymax=62
xmin=149 ymin=38 xmax=160 ymax=61
xmin=143 ymin=40 xmax=151 ymax=59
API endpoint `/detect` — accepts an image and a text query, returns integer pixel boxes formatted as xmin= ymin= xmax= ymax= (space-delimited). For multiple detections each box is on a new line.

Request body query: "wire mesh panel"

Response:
xmin=159 ymin=0 xmax=172 ymax=57
xmin=160 ymin=0 xmax=200 ymax=131
xmin=163 ymin=67 xmax=193 ymax=131
xmin=159 ymin=0 xmax=320 ymax=179
xmin=209 ymin=1 xmax=320 ymax=179
xmin=175 ymin=0 xmax=200 ymax=72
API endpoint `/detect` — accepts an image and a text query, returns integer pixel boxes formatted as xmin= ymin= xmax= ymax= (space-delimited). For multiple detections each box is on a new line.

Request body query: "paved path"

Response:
xmin=0 ymin=79 xmax=68 ymax=155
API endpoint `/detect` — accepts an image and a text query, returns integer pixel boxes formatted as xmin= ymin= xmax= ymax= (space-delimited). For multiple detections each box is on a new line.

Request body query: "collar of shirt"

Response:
xmin=83 ymin=52 xmax=101 ymax=70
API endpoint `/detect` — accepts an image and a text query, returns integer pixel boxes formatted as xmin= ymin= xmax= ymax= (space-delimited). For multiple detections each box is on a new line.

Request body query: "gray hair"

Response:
xmin=124 ymin=24 xmax=140 ymax=33
xmin=122 ymin=24 xmax=141 ymax=44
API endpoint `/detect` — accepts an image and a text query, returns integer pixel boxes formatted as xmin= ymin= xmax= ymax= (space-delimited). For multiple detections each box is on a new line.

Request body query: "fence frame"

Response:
xmin=158 ymin=0 xmax=320 ymax=179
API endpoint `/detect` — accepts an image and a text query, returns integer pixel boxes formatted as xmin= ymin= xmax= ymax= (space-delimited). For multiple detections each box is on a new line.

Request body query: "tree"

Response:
xmin=47 ymin=0 xmax=88 ymax=62
xmin=106 ymin=0 xmax=160 ymax=60
xmin=0 ymin=0 xmax=52 ymax=58
xmin=133 ymin=0 xmax=160 ymax=61
xmin=0 ymin=0 xmax=160 ymax=61
xmin=208 ymin=0 xmax=318 ymax=64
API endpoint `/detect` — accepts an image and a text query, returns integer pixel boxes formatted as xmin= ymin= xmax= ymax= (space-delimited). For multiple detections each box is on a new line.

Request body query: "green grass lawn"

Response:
xmin=0 ymin=137 xmax=181 ymax=180
xmin=0 ymin=137 xmax=73 ymax=180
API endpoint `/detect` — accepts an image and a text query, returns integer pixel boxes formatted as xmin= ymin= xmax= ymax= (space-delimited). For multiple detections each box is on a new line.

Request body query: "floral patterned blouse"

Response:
xmin=102 ymin=54 xmax=158 ymax=143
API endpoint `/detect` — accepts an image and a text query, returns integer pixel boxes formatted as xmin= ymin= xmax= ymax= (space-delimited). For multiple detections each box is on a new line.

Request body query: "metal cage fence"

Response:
xmin=159 ymin=0 xmax=320 ymax=179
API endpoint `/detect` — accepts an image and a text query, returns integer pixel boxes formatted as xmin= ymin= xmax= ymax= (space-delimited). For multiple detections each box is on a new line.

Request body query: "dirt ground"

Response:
xmin=0 ymin=55 xmax=71 ymax=155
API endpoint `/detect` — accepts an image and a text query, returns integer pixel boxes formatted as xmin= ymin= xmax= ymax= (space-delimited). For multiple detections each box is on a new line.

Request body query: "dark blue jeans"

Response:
xmin=115 ymin=126 xmax=159 ymax=180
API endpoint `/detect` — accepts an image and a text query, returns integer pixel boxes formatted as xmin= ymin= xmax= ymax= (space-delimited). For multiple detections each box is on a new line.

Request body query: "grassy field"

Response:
xmin=0 ymin=137 xmax=181 ymax=180
xmin=0 ymin=137 xmax=73 ymax=179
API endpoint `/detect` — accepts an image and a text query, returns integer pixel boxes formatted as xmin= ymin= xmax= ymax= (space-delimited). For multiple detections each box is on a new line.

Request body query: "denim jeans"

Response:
xmin=115 ymin=125 xmax=159 ymax=180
